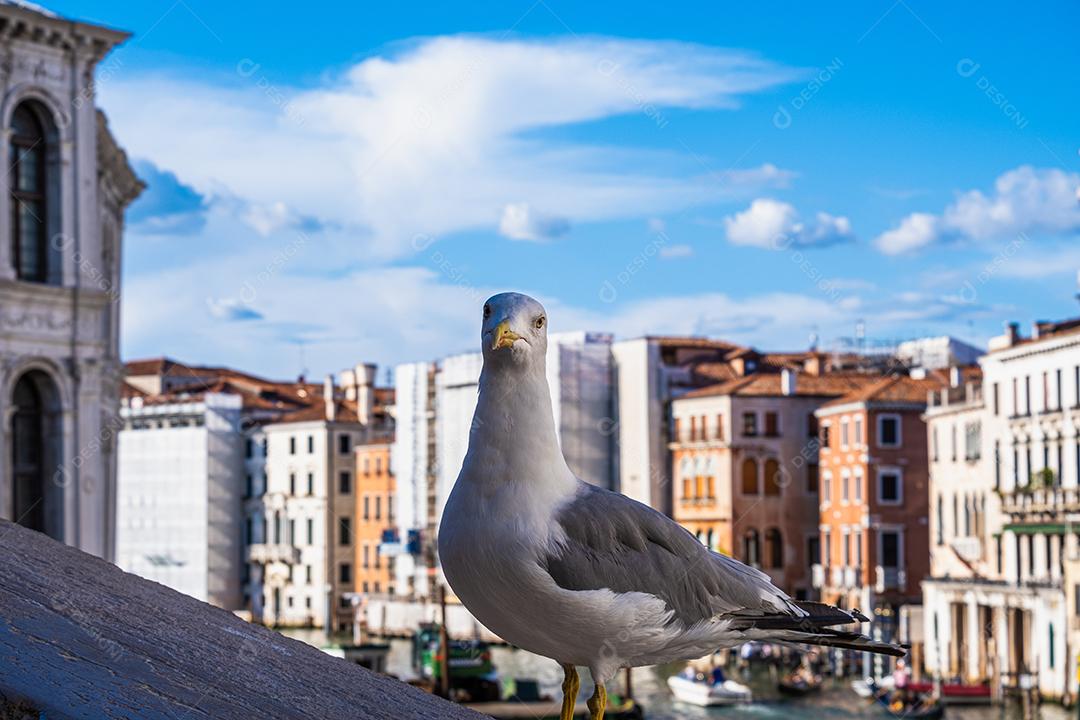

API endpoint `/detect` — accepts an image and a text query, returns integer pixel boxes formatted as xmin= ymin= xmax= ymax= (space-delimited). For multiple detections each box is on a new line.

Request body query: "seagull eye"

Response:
xmin=483 ymin=304 xmax=491 ymax=319
xmin=535 ymin=316 xmax=545 ymax=329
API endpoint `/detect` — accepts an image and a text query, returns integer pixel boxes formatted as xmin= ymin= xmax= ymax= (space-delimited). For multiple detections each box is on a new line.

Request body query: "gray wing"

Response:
xmin=543 ymin=482 xmax=801 ymax=628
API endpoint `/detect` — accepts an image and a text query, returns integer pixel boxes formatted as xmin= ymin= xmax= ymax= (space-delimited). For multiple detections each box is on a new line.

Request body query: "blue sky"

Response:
xmin=49 ymin=0 xmax=1080 ymax=379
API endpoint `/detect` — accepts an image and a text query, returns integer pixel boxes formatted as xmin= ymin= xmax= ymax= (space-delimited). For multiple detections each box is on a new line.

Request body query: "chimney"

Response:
xmin=781 ymin=368 xmax=797 ymax=396
xmin=356 ymin=363 xmax=376 ymax=426
xmin=804 ymin=352 xmax=823 ymax=377
xmin=323 ymin=375 xmax=336 ymax=422
xmin=949 ymin=366 xmax=961 ymax=388
xmin=1005 ymin=321 xmax=1019 ymax=345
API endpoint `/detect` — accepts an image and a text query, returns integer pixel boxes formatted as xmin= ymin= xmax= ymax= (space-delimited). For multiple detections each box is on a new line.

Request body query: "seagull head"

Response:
xmin=480 ymin=292 xmax=548 ymax=366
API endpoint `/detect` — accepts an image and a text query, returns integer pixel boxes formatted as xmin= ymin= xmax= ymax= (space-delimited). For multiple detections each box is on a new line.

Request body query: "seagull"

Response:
xmin=439 ymin=292 xmax=903 ymax=720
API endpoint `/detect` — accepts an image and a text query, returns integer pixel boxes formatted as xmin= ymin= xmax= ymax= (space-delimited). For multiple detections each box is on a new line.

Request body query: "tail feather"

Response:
xmin=770 ymin=628 xmax=908 ymax=658
xmin=726 ymin=601 xmax=905 ymax=658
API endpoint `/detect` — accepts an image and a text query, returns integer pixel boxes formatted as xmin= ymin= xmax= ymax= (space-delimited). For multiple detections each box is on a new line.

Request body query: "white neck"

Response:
xmin=459 ymin=355 xmax=576 ymax=497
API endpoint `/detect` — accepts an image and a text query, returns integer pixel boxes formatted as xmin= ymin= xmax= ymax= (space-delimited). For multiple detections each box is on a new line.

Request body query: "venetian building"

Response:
xmin=0 ymin=2 xmax=142 ymax=560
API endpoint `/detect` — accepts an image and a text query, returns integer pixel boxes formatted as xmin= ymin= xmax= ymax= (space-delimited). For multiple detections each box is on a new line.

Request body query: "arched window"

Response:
xmin=741 ymin=458 xmax=758 ymax=494
xmin=765 ymin=528 xmax=783 ymax=569
xmin=11 ymin=371 xmax=62 ymax=539
xmin=743 ymin=529 xmax=761 ymax=567
xmin=764 ymin=458 xmax=782 ymax=496
xmin=10 ymin=103 xmax=51 ymax=283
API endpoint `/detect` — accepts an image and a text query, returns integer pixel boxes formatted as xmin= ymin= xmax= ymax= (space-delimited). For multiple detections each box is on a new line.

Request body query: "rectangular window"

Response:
xmin=308 ymin=435 xmax=315 ymax=454
xmin=375 ymin=496 xmax=382 ymax=520
xmin=820 ymin=424 xmax=831 ymax=448
xmin=1012 ymin=378 xmax=1019 ymax=416
xmin=306 ymin=518 xmax=314 ymax=545
xmin=822 ymin=472 xmax=832 ymax=504
xmin=1056 ymin=369 xmax=1063 ymax=411
xmin=841 ymin=528 xmax=850 ymax=565
xmin=964 ymin=422 xmax=981 ymax=461
xmin=878 ymin=468 xmax=902 ymax=504
xmin=1025 ymin=375 xmax=1031 ymax=415
xmin=306 ymin=565 xmax=312 ymax=584
xmin=742 ymin=413 xmax=758 ymax=437
xmin=245 ymin=516 xmax=253 ymax=545
xmin=339 ymin=563 xmax=352 ymax=584
xmin=364 ymin=496 xmax=370 ymax=520
xmin=841 ymin=472 xmax=850 ymax=503
xmin=339 ymin=517 xmax=352 ymax=546
xmin=1044 ymin=371 xmax=1050 ymax=413
xmin=288 ymin=519 xmax=295 ymax=545
xmin=289 ymin=473 xmax=296 ymax=496
xmin=245 ymin=438 xmax=253 ymax=459
xmin=932 ymin=427 xmax=939 ymax=461
xmin=854 ymin=470 xmax=863 ymax=503
xmin=840 ymin=419 xmax=849 ymax=448
xmin=689 ymin=416 xmax=697 ymax=440
xmin=339 ymin=471 xmax=352 ymax=494
xmin=993 ymin=382 xmax=1000 ymax=416
xmin=715 ymin=414 xmax=724 ymax=440
xmin=807 ymin=536 xmax=820 ymax=565
xmin=877 ymin=414 xmax=901 ymax=448
xmin=822 ymin=529 xmax=831 ymax=566
xmin=245 ymin=474 xmax=253 ymax=498
xmin=807 ymin=462 xmax=819 ymax=493
xmin=880 ymin=530 xmax=900 ymax=567
xmin=307 ymin=473 xmax=314 ymax=496
xmin=289 ymin=436 xmax=296 ymax=455
xmin=854 ymin=417 xmax=863 ymax=446
xmin=339 ymin=434 xmax=351 ymax=454
xmin=765 ymin=412 xmax=779 ymax=437
xmin=363 ymin=544 xmax=370 ymax=569
xmin=807 ymin=413 xmax=819 ymax=439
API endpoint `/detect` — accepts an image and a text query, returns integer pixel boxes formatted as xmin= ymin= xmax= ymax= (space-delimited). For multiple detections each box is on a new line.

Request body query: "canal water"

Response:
xmin=376 ymin=638 xmax=1074 ymax=720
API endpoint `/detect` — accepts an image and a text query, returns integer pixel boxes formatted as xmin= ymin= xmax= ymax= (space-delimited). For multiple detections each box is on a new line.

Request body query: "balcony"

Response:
xmin=248 ymin=543 xmax=301 ymax=565
xmin=830 ymin=565 xmax=843 ymax=587
xmin=842 ymin=566 xmax=859 ymax=588
xmin=811 ymin=563 xmax=825 ymax=589
xmin=999 ymin=483 xmax=1080 ymax=516
xmin=875 ymin=566 xmax=906 ymax=592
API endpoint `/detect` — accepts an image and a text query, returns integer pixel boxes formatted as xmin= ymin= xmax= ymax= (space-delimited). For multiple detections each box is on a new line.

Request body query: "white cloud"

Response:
xmin=498 ymin=203 xmax=570 ymax=241
xmin=875 ymin=166 xmax=1080 ymax=254
xmin=875 ymin=212 xmax=939 ymax=254
xmin=102 ymin=36 xmax=797 ymax=258
xmin=722 ymin=198 xmax=853 ymax=249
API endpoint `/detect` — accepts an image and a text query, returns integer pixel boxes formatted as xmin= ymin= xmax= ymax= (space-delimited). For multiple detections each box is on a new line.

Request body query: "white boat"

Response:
xmin=851 ymin=676 xmax=894 ymax=698
xmin=667 ymin=675 xmax=753 ymax=706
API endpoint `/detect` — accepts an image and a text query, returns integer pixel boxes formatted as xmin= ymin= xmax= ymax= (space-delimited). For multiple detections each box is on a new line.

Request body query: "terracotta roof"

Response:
xmin=819 ymin=375 xmax=946 ymax=410
xmin=646 ymin=336 xmax=744 ymax=351
xmin=275 ymin=399 xmax=362 ymax=424
xmin=120 ymin=382 xmax=148 ymax=399
xmin=124 ymin=357 xmax=199 ymax=377
xmin=681 ymin=372 xmax=880 ymax=400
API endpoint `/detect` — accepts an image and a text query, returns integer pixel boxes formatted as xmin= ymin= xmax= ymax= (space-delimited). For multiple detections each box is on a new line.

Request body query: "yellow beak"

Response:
xmin=492 ymin=320 xmax=521 ymax=350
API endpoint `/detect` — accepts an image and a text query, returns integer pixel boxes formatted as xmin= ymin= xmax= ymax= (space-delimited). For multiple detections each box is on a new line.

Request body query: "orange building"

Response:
xmin=670 ymin=369 xmax=880 ymax=600
xmin=814 ymin=375 xmax=944 ymax=641
xmin=354 ymin=441 xmax=396 ymax=596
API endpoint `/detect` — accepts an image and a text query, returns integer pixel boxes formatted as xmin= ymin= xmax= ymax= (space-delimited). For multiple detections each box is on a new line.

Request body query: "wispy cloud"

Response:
xmin=875 ymin=165 xmax=1080 ymax=254
xmin=103 ymin=36 xmax=798 ymax=257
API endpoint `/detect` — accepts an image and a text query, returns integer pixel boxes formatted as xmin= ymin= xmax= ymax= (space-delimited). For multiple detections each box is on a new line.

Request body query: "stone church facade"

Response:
xmin=0 ymin=2 xmax=142 ymax=560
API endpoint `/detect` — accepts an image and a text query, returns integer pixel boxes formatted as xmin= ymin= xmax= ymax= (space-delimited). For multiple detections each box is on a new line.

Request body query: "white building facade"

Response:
xmin=116 ymin=393 xmax=245 ymax=608
xmin=922 ymin=320 xmax=1080 ymax=701
xmin=0 ymin=3 xmax=141 ymax=560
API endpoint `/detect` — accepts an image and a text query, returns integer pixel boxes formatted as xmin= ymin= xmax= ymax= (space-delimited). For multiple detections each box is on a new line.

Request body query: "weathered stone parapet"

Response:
xmin=0 ymin=519 xmax=485 ymax=719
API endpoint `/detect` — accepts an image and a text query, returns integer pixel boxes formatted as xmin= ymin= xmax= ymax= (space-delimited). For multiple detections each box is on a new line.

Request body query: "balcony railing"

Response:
xmin=999 ymin=485 xmax=1080 ymax=515
xmin=842 ymin=566 xmax=859 ymax=588
xmin=875 ymin=566 xmax=906 ymax=592
xmin=248 ymin=544 xmax=301 ymax=565
xmin=811 ymin=563 xmax=825 ymax=589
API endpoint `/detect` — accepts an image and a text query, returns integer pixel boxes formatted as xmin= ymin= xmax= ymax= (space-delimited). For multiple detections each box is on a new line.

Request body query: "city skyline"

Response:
xmin=47 ymin=1 xmax=1080 ymax=379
